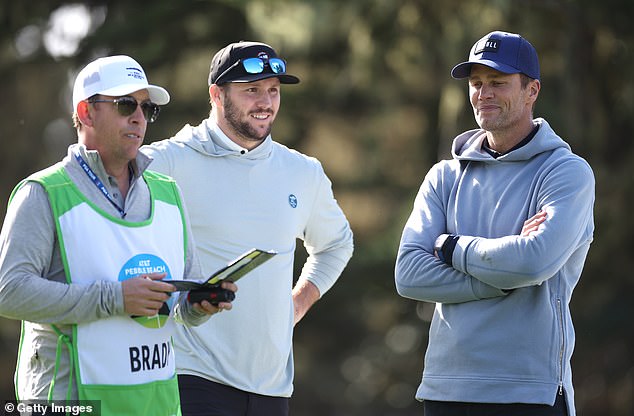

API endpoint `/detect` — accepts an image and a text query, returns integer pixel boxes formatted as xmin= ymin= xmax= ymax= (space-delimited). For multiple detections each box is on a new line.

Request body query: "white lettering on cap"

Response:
xmin=475 ymin=38 xmax=500 ymax=54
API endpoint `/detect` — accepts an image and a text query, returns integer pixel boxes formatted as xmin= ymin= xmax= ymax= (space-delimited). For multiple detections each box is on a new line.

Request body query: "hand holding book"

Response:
xmin=165 ymin=248 xmax=276 ymax=305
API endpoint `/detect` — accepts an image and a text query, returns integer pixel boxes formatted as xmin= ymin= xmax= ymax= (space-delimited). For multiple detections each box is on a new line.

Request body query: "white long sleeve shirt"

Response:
xmin=142 ymin=118 xmax=354 ymax=397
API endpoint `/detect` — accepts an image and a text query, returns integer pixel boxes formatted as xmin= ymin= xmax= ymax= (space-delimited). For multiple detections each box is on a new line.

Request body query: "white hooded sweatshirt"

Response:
xmin=142 ymin=118 xmax=353 ymax=397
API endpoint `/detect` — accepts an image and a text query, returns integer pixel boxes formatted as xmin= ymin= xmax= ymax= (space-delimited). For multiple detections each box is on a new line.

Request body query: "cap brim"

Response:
xmin=146 ymin=86 xmax=170 ymax=105
xmin=451 ymin=60 xmax=521 ymax=79
xmin=95 ymin=84 xmax=170 ymax=105
xmin=223 ymin=73 xmax=300 ymax=85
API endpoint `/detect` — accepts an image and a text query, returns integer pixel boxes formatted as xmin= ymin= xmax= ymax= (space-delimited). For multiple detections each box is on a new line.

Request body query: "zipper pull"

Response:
xmin=559 ymin=384 xmax=563 ymax=395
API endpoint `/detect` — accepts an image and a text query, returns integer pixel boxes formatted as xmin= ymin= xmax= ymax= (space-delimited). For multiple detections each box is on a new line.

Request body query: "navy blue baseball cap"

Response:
xmin=451 ymin=31 xmax=540 ymax=80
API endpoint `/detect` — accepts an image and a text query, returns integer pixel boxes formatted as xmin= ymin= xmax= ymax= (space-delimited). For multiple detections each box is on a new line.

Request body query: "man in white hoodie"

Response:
xmin=142 ymin=41 xmax=354 ymax=416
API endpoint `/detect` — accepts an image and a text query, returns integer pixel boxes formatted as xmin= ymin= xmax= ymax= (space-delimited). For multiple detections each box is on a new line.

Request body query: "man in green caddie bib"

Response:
xmin=0 ymin=55 xmax=236 ymax=416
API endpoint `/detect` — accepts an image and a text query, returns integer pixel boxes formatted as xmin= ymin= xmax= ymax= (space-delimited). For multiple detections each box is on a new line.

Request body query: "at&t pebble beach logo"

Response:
xmin=119 ymin=254 xmax=173 ymax=329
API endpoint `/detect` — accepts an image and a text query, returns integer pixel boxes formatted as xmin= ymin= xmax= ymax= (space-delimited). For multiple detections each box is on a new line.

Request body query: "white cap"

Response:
xmin=72 ymin=55 xmax=170 ymax=112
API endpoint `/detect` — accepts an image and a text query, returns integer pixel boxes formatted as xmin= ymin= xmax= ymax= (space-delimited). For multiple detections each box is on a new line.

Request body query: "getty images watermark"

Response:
xmin=3 ymin=400 xmax=100 ymax=415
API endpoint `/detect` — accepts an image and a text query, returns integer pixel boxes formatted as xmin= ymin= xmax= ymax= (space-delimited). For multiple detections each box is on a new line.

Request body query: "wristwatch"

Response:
xmin=434 ymin=234 xmax=450 ymax=261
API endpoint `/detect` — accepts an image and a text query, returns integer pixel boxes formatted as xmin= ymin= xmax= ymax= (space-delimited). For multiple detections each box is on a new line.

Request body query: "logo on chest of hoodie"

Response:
xmin=288 ymin=194 xmax=298 ymax=208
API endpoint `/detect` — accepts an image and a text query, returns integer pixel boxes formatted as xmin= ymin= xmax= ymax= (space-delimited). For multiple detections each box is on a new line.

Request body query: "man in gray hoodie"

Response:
xmin=395 ymin=31 xmax=594 ymax=416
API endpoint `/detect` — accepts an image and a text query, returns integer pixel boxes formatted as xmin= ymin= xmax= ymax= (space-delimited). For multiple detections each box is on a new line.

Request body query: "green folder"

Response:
xmin=166 ymin=248 xmax=276 ymax=291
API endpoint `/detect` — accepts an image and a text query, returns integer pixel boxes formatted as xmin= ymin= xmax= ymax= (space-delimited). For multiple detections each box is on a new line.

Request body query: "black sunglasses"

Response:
xmin=215 ymin=57 xmax=287 ymax=84
xmin=241 ymin=57 xmax=286 ymax=75
xmin=88 ymin=96 xmax=161 ymax=123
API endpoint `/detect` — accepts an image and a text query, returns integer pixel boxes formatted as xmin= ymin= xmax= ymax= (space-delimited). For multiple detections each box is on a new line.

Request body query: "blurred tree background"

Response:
xmin=1 ymin=0 xmax=633 ymax=415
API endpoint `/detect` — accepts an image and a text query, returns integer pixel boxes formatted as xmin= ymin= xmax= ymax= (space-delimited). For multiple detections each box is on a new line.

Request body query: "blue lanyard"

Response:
xmin=73 ymin=150 xmax=127 ymax=218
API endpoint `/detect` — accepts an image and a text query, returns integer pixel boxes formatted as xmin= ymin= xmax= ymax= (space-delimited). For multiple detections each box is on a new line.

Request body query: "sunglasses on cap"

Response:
xmin=88 ymin=96 xmax=161 ymax=123
xmin=216 ymin=57 xmax=287 ymax=84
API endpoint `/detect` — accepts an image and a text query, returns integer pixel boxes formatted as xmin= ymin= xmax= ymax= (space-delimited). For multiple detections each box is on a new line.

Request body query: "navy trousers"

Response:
xmin=178 ymin=375 xmax=290 ymax=416
xmin=423 ymin=393 xmax=568 ymax=416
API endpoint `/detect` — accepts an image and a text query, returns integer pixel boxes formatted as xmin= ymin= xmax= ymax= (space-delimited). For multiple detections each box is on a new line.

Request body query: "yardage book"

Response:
xmin=166 ymin=248 xmax=276 ymax=291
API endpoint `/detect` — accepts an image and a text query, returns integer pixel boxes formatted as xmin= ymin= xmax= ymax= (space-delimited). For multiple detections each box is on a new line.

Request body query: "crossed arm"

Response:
xmin=395 ymin=208 xmax=552 ymax=304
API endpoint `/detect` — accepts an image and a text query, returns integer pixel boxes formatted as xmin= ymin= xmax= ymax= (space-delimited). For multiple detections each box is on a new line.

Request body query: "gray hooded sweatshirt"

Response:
xmin=395 ymin=118 xmax=594 ymax=416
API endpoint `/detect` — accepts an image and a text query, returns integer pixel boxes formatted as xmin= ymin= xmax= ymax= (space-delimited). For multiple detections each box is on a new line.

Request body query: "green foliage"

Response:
xmin=1 ymin=0 xmax=633 ymax=414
